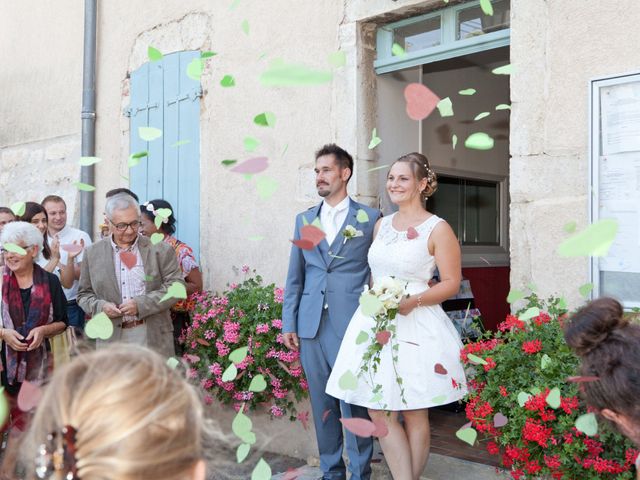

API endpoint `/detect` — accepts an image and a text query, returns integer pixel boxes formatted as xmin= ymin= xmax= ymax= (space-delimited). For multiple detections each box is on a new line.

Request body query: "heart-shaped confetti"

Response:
xmin=338 ymin=370 xmax=358 ymax=390
xmin=493 ymin=412 xmax=508 ymax=428
xmin=229 ymin=346 xmax=248 ymax=364
xmin=340 ymin=418 xmax=377 ymax=438
xmin=356 ymin=209 xmax=370 ymax=223
xmin=407 ymin=226 xmax=419 ymax=239
xmin=148 ymin=46 xmax=163 ymax=61
xmin=166 ymin=357 xmax=179 ymax=369
xmin=17 ymin=381 xmax=42 ymax=412
xmin=231 ymin=157 xmax=269 ymax=174
xmin=85 ymin=312 xmax=114 ymax=340
xmin=557 ymin=219 xmax=618 ymax=257
xmin=119 ymin=251 xmax=137 ymax=270
xmin=221 ymin=363 xmax=238 ymax=382
xmin=540 ymin=354 xmax=552 ymax=370
xmin=455 ymin=426 xmax=477 ymax=446
xmin=360 ymin=294 xmax=383 ymax=317
xmin=434 ymin=363 xmax=448 ymax=375
xmin=300 ymin=225 xmax=326 ymax=246
xmin=61 ymin=244 xmax=83 ymax=255
xmin=372 ymin=417 xmax=389 ymax=438
xmin=10 ymin=202 xmax=26 ymax=216
xmin=506 ymin=289 xmax=525 ymax=303
xmin=150 ymin=233 xmax=164 ymax=245
xmin=404 ymin=83 xmax=440 ymax=121
xmin=254 ymin=112 xmax=276 ymax=127
xmin=291 ymin=239 xmax=315 ymax=250
xmin=160 ymin=282 xmax=187 ymax=302
xmin=575 ymin=413 xmax=598 ymax=436
xmin=431 ymin=394 xmax=447 ymax=404
xmin=355 ymin=330 xmax=369 ymax=345
xmin=251 ymin=458 xmax=271 ymax=480
xmin=519 ymin=307 xmax=540 ymax=321
xmin=517 ymin=391 xmax=532 ymax=407
xmin=546 ymin=387 xmax=561 ymax=409
xmin=375 ymin=331 xmax=391 ymax=345
xmin=249 ymin=374 xmax=267 ymax=392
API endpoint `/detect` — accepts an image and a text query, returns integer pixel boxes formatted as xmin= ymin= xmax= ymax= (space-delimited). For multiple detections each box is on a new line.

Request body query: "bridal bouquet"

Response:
xmin=357 ymin=276 xmax=408 ymax=407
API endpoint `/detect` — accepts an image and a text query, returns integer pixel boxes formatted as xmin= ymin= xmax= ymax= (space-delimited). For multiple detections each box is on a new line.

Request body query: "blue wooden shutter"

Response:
xmin=128 ymin=51 xmax=201 ymax=259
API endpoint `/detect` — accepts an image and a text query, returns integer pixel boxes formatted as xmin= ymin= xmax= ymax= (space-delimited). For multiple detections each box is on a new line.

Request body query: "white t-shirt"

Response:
xmin=47 ymin=225 xmax=92 ymax=302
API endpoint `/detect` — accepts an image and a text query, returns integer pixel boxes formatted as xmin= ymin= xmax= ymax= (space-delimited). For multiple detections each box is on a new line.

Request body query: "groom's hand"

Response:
xmin=283 ymin=332 xmax=299 ymax=351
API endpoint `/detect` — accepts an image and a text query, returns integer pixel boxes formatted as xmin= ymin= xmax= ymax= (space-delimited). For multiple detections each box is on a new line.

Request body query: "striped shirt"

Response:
xmin=110 ymin=236 xmax=146 ymax=324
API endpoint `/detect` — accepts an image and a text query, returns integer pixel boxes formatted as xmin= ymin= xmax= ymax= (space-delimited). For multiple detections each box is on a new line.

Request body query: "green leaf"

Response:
xmin=455 ymin=427 xmax=477 ymax=446
xmin=575 ymin=413 xmax=598 ymax=436
xmin=10 ymin=202 xmax=25 ymax=217
xmin=259 ymin=60 xmax=333 ymax=86
xmin=579 ymin=282 xmax=594 ymax=298
xmin=519 ymin=307 xmax=540 ymax=321
xmin=253 ymin=112 xmax=276 ymax=127
xmin=479 ymin=0 xmax=494 ymax=15
xmin=186 ymin=58 xmax=205 ymax=81
xmin=356 ymin=209 xmax=370 ymax=223
xmin=222 ymin=363 xmax=238 ymax=382
xmin=229 ymin=346 xmax=249 ymax=365
xmin=328 ymin=50 xmax=346 ymax=68
xmin=220 ymin=75 xmax=236 ymax=87
xmin=85 ymin=312 xmax=114 ymax=340
xmin=148 ymin=46 xmax=163 ymax=61
xmin=236 ymin=443 xmax=250 ymax=463
xmin=251 ymin=458 xmax=272 ymax=480
xmin=540 ymin=354 xmax=552 ymax=370
xmin=546 ymin=387 xmax=561 ymax=409
xmin=355 ymin=330 xmax=369 ymax=345
xmin=150 ymin=233 xmax=164 ymax=245
xmin=557 ymin=219 xmax=618 ymax=257
xmin=74 ymin=182 xmax=96 ymax=192
xmin=464 ymin=132 xmax=494 ymax=150
xmin=391 ymin=43 xmax=406 ymax=57
xmin=222 ymin=159 xmax=238 ymax=167
xmin=138 ymin=127 xmax=162 ymax=141
xmin=474 ymin=112 xmax=491 ymax=121
xmin=160 ymin=282 xmax=187 ymax=302
xmin=459 ymin=88 xmax=476 ymax=96
xmin=517 ymin=391 xmax=532 ymax=407
xmin=200 ymin=51 xmax=217 ymax=59
xmin=492 ymin=64 xmax=513 ymax=75
xmin=506 ymin=289 xmax=525 ymax=303
xmin=166 ymin=357 xmax=179 ymax=369
xmin=248 ymin=374 xmax=267 ymax=392
xmin=467 ymin=353 xmax=488 ymax=365
xmin=78 ymin=156 xmax=101 ymax=166
xmin=437 ymin=97 xmax=454 ymax=117
xmin=368 ymin=128 xmax=382 ymax=149
xmin=338 ymin=370 xmax=358 ymax=390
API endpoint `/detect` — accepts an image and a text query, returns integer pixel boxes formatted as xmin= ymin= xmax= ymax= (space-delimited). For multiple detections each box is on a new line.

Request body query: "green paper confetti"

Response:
xmin=519 ymin=307 xmax=540 ymax=321
xmin=171 ymin=140 xmax=191 ymax=147
xmin=558 ymin=297 xmax=568 ymax=310
xmin=540 ymin=354 xmax=552 ymax=370
xmin=128 ymin=151 xmax=148 ymax=167
xmin=366 ymin=164 xmax=391 ymax=173
xmin=248 ymin=374 xmax=267 ymax=392
xmin=579 ymin=283 xmax=594 ymax=298
xmin=241 ymin=19 xmax=250 ymax=35
xmin=464 ymin=132 xmax=494 ymax=150
xmin=220 ymin=75 xmax=236 ymax=87
xmin=517 ymin=391 xmax=532 ymax=407
xmin=506 ymin=289 xmax=525 ymax=303
xmin=186 ymin=58 xmax=205 ymax=81
xmin=369 ymin=393 xmax=383 ymax=403
xmin=360 ymin=294 xmax=383 ymax=317
xmin=150 ymin=233 xmax=164 ymax=245
xmin=232 ymin=410 xmax=253 ymax=439
xmin=229 ymin=0 xmax=241 ymax=10
xmin=452 ymin=134 xmax=458 ymax=150
xmin=467 ymin=353 xmax=488 ymax=366
xmin=356 ymin=209 xmax=370 ymax=223
xmin=200 ymin=51 xmax=217 ymax=59
xmin=120 ymin=175 xmax=129 ymax=182
xmin=474 ymin=112 xmax=491 ymax=121
xmin=138 ymin=127 xmax=162 ymax=141
xmin=256 ymin=176 xmax=278 ymax=200
xmin=229 ymin=346 xmax=248 ymax=365
xmin=492 ymin=64 xmax=513 ymax=75
xmin=166 ymin=357 xmax=179 ymax=369
xmin=85 ymin=312 xmax=113 ymax=340
xmin=338 ymin=370 xmax=358 ymax=390
xmin=10 ymin=202 xmax=25 ymax=217
xmin=281 ymin=144 xmax=289 ymax=157
xmin=328 ymin=50 xmax=346 ymax=68
xmin=160 ymin=281 xmax=187 ymax=302
xmin=437 ymin=97 xmax=454 ymax=117
xmin=260 ymin=60 xmax=333 ymax=86
xmin=480 ymin=0 xmax=494 ymax=15
xmin=222 ymin=363 xmax=238 ymax=382
xmin=248 ymin=235 xmax=265 ymax=241
xmin=144 ymin=275 xmax=155 ymax=282
xmin=155 ymin=208 xmax=172 ymax=219
xmin=244 ymin=137 xmax=260 ymax=152
xmin=3 ymin=243 xmax=26 ymax=255
xmin=557 ymin=219 xmax=618 ymax=257
xmin=237 ymin=443 xmax=250 ymax=463
xmin=74 ymin=182 xmax=96 ymax=192
xmin=253 ymin=112 xmax=276 ymax=127
xmin=546 ymin=387 xmax=561 ymax=409
xmin=222 ymin=159 xmax=238 ymax=167
xmin=530 ymin=387 xmax=542 ymax=396
xmin=564 ymin=221 xmax=577 ymax=233
xmin=368 ymin=128 xmax=382 ymax=150
xmin=79 ymin=156 xmax=101 ymax=166
xmin=459 ymin=88 xmax=476 ymax=95
xmin=148 ymin=46 xmax=163 ymax=62
xmin=575 ymin=413 xmax=598 ymax=436
xmin=455 ymin=427 xmax=477 ymax=446
xmin=431 ymin=394 xmax=448 ymax=404
xmin=391 ymin=43 xmax=406 ymax=57
xmin=355 ymin=331 xmax=369 ymax=345
xmin=495 ymin=103 xmax=511 ymax=110
xmin=251 ymin=458 xmax=271 ymax=480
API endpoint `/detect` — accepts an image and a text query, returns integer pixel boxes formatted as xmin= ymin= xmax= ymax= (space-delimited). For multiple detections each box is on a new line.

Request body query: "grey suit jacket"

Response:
xmin=77 ymin=235 xmax=185 ymax=357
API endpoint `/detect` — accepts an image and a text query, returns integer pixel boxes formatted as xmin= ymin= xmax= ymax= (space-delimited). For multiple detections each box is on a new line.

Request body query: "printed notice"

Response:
xmin=600 ymin=82 xmax=640 ymax=155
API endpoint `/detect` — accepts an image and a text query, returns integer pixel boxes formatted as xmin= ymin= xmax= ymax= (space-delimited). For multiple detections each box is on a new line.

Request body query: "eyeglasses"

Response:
xmin=109 ymin=220 xmax=141 ymax=232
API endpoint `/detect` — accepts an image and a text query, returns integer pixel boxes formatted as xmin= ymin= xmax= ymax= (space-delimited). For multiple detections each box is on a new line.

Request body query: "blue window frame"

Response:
xmin=375 ymin=0 xmax=510 ymax=74
xmin=127 ymin=50 xmax=202 ymax=259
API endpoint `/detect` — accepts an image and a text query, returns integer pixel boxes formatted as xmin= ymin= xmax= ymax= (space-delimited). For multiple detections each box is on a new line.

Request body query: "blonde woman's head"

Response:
xmin=23 ymin=345 xmax=211 ymax=480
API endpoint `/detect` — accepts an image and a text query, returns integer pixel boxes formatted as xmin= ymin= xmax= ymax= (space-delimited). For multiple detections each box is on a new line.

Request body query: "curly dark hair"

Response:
xmin=140 ymin=199 xmax=176 ymax=235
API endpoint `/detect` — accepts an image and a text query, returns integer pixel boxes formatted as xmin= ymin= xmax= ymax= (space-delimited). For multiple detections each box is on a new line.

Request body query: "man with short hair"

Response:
xmin=283 ymin=144 xmax=381 ymax=480
xmin=77 ymin=193 xmax=184 ymax=356
xmin=42 ymin=195 xmax=92 ymax=330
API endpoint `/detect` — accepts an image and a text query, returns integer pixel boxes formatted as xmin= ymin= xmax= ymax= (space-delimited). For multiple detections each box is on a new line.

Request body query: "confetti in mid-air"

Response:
xmin=404 ymin=83 xmax=440 ymax=121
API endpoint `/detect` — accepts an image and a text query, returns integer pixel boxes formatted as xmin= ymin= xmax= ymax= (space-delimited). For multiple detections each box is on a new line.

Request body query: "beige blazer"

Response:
xmin=77 ymin=235 xmax=185 ymax=357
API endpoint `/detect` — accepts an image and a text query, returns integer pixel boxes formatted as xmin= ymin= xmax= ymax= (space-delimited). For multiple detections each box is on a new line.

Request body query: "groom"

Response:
xmin=283 ymin=144 xmax=381 ymax=480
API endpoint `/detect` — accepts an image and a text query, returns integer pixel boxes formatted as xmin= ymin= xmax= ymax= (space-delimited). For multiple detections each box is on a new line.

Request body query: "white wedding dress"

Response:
xmin=326 ymin=214 xmax=468 ymax=410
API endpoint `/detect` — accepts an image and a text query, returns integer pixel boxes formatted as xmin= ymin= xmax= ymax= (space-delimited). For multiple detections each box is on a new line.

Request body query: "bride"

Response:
xmin=326 ymin=152 xmax=468 ymax=480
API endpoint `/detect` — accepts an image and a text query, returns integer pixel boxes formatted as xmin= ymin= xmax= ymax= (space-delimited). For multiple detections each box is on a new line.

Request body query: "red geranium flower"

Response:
xmin=522 ymin=339 xmax=542 ymax=354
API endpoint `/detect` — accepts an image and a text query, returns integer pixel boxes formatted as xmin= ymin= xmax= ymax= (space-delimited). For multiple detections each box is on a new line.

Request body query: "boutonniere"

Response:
xmin=342 ymin=225 xmax=364 ymax=244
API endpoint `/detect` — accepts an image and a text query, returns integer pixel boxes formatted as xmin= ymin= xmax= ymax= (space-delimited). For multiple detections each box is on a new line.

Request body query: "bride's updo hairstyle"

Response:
xmin=564 ymin=297 xmax=640 ymax=433
xmin=393 ymin=153 xmax=438 ymax=200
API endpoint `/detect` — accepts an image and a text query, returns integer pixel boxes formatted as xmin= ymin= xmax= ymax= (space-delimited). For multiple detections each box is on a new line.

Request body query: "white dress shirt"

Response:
xmin=320 ymin=196 xmax=350 ymax=246
xmin=47 ymin=224 xmax=92 ymax=301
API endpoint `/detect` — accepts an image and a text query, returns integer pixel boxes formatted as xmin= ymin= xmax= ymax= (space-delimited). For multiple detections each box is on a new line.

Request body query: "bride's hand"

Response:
xmin=398 ymin=297 xmax=416 ymax=316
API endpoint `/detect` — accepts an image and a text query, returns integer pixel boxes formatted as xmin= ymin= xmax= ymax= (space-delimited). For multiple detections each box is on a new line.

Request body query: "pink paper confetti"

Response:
xmin=434 ymin=363 xmax=448 ymax=375
xmin=230 ymin=157 xmax=269 ymax=174
xmin=300 ymin=225 xmax=326 ymax=247
xmin=322 ymin=409 xmax=332 ymax=423
xmin=297 ymin=411 xmax=310 ymax=430
xmin=407 ymin=226 xmax=419 ymax=239
xmin=283 ymin=468 xmax=301 ymax=480
xmin=375 ymin=331 xmax=391 ymax=345
xmin=119 ymin=251 xmax=137 ymax=270
xmin=61 ymin=244 xmax=83 ymax=255
xmin=493 ymin=412 xmax=508 ymax=428
xmin=404 ymin=83 xmax=440 ymax=121
xmin=372 ymin=417 xmax=389 ymax=438
xmin=17 ymin=381 xmax=42 ymax=412
xmin=291 ymin=239 xmax=315 ymax=250
xmin=567 ymin=376 xmax=600 ymax=383
xmin=183 ymin=354 xmax=200 ymax=363
xmin=196 ymin=338 xmax=210 ymax=347
xmin=339 ymin=417 xmax=376 ymax=438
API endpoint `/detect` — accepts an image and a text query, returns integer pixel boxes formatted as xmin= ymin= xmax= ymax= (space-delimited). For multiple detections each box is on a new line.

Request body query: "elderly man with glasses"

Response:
xmin=77 ymin=193 xmax=184 ymax=356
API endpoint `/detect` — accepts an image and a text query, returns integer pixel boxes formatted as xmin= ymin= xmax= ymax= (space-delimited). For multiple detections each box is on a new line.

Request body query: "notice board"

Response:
xmin=590 ymin=72 xmax=640 ymax=309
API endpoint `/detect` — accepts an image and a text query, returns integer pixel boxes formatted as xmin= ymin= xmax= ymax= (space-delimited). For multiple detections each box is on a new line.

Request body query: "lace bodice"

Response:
xmin=368 ymin=214 xmax=444 ymax=285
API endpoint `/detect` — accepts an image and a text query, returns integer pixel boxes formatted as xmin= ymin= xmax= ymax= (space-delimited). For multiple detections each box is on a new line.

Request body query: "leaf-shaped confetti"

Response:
xmin=338 ymin=370 xmax=358 ymax=390
xmin=253 ymin=112 xmax=276 ymax=127
xmin=540 ymin=354 xmax=552 ymax=370
xmin=340 ymin=418 xmax=376 ymax=437
xmin=492 ymin=64 xmax=513 ymax=75
xmin=368 ymin=128 xmax=382 ymax=149
xmin=256 ymin=176 xmax=278 ymax=199
xmin=465 ymin=132 xmax=494 ymax=150
xmin=186 ymin=58 xmax=204 ymax=81
xmin=404 ymin=83 xmax=440 ymax=121
xmin=74 ymin=182 xmax=96 ymax=192
xmin=355 ymin=331 xmax=369 ymax=345
xmin=259 ymin=60 xmax=333 ymax=86
xmin=200 ymin=51 xmax=217 ymax=59
xmin=459 ymin=88 xmax=476 ymax=95
xmin=437 ymin=97 xmax=454 ymax=117
xmin=160 ymin=281 xmax=187 ymax=302
xmin=558 ymin=219 xmax=618 ymax=257
xmin=579 ymin=283 xmax=594 ymax=298
xmin=237 ymin=443 xmax=250 ymax=463
xmin=243 ymin=137 xmax=260 ymax=152
xmin=455 ymin=427 xmax=477 ymax=446
xmin=85 ymin=312 xmax=113 ymax=340
xmin=241 ymin=19 xmax=250 ymax=35
xmin=251 ymin=458 xmax=271 ymax=480
xmin=328 ymin=50 xmax=346 ymax=68
xmin=452 ymin=134 xmax=458 ymax=150
xmin=391 ymin=43 xmax=406 ymax=57
xmin=166 ymin=357 xmax=179 ymax=369
xmin=222 ymin=363 xmax=238 ymax=382
xmin=480 ymin=0 xmax=494 ymax=15
xmin=474 ymin=112 xmax=491 ymax=121
xmin=519 ymin=307 xmax=540 ymax=321
xmin=467 ymin=353 xmax=488 ymax=365
xmin=546 ymin=387 xmax=561 ymax=409
xmin=231 ymin=157 xmax=268 ymax=175
xmin=495 ymin=103 xmax=511 ymax=110
xmin=79 ymin=156 xmax=101 ymax=166
xmin=229 ymin=346 xmax=248 ymax=364
xmin=150 ymin=233 xmax=164 ymax=245
xmin=220 ymin=75 xmax=236 ymax=87
xmin=139 ymin=127 xmax=162 ymax=141
xmin=517 ymin=391 xmax=532 ymax=407
xmin=575 ymin=413 xmax=598 ymax=436
xmin=506 ymin=289 xmax=525 ymax=303
xmin=360 ymin=294 xmax=383 ymax=317
xmin=148 ymin=46 xmax=163 ymax=61
xmin=249 ymin=374 xmax=267 ymax=392
xmin=10 ymin=202 xmax=25 ymax=217
xmin=356 ymin=209 xmax=370 ymax=223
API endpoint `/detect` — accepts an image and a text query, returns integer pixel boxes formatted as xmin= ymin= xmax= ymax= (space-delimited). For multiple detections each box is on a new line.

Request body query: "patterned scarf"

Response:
xmin=2 ymin=264 xmax=53 ymax=385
